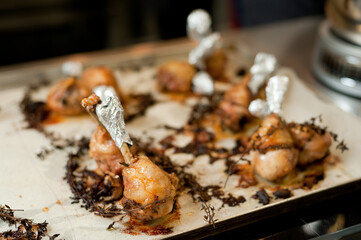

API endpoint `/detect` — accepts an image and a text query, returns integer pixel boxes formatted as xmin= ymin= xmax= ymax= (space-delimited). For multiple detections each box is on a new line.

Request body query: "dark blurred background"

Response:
xmin=0 ymin=0 xmax=325 ymax=67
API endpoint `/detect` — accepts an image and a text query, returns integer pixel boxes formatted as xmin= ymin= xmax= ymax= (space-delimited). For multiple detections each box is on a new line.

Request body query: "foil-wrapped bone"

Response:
xmin=192 ymin=71 xmax=214 ymax=95
xmin=92 ymin=85 xmax=133 ymax=149
xmin=248 ymin=75 xmax=289 ymax=118
xmin=248 ymin=53 xmax=277 ymax=95
xmin=189 ymin=32 xmax=221 ymax=70
xmin=187 ymin=9 xmax=211 ymax=41
xmin=248 ymin=99 xmax=269 ymax=119
xmin=266 ymin=75 xmax=289 ymax=115
xmin=187 ymin=9 xmax=219 ymax=95
xmin=62 ymin=61 xmax=83 ymax=77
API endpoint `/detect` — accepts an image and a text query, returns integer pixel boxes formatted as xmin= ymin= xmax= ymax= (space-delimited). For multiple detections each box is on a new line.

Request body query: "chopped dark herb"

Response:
xmin=336 ymin=140 xmax=349 ymax=153
xmin=253 ymin=189 xmax=270 ymax=205
xmin=19 ymin=79 xmax=51 ymax=130
xmin=107 ymin=221 xmax=116 ymax=231
xmin=220 ymin=194 xmax=246 ymax=207
xmin=236 ymin=68 xmax=247 ymax=77
xmin=273 ymin=189 xmax=292 ymax=199
xmin=303 ymin=170 xmax=324 ymax=189
xmin=201 ymin=203 xmax=217 ymax=228
xmin=0 ymin=204 xmax=59 ymax=240
xmin=65 ymin=138 xmax=126 ymax=218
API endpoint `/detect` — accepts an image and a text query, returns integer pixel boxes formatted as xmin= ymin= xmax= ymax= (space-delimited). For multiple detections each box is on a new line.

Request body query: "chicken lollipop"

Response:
xmin=82 ymin=86 xmax=178 ymax=221
xmin=217 ymin=53 xmax=277 ymax=130
xmin=156 ymin=9 xmax=227 ymax=95
xmin=157 ymin=61 xmax=196 ymax=92
xmin=217 ymin=76 xmax=253 ymax=131
xmin=47 ymin=76 xmax=89 ymax=115
xmin=187 ymin=9 xmax=227 ymax=81
xmin=248 ymin=113 xmax=298 ymax=181
xmin=247 ymin=75 xmax=298 ymax=181
xmin=121 ymin=154 xmax=178 ymax=221
xmin=47 ymin=64 xmax=122 ymax=115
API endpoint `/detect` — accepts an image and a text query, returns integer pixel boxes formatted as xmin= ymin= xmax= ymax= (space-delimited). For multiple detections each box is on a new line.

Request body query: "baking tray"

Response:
xmin=1 ymin=40 xmax=361 ymax=240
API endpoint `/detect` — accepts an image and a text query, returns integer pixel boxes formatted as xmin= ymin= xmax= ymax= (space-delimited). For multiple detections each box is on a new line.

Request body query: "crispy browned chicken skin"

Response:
xmin=205 ymin=49 xmax=227 ymax=80
xmin=47 ymin=77 xmax=89 ymax=115
xmin=80 ymin=66 xmax=122 ymax=97
xmin=289 ymin=123 xmax=332 ymax=165
xmin=249 ymin=114 xmax=298 ymax=181
xmin=157 ymin=61 xmax=196 ymax=92
xmin=121 ymin=154 xmax=178 ymax=221
xmin=218 ymin=76 xmax=253 ymax=131
xmin=89 ymin=126 xmax=125 ymax=175
xmin=47 ymin=66 xmax=122 ymax=115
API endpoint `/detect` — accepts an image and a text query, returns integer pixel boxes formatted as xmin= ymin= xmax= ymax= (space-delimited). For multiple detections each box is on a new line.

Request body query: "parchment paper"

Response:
xmin=0 ymin=63 xmax=360 ymax=239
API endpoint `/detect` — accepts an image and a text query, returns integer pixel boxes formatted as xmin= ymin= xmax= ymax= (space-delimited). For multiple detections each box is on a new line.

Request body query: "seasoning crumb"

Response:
xmin=56 ymin=200 xmax=62 ymax=205
xmin=0 ymin=204 xmax=60 ymax=239
xmin=42 ymin=207 xmax=49 ymax=212
xmin=236 ymin=68 xmax=247 ymax=77
xmin=273 ymin=189 xmax=292 ymax=199
xmin=19 ymin=195 xmax=22 ymax=198
xmin=107 ymin=222 xmax=116 ymax=231
xmin=252 ymin=189 xmax=270 ymax=205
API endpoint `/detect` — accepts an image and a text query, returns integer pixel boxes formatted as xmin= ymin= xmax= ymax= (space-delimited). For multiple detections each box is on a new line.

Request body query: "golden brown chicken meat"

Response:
xmin=46 ymin=77 xmax=89 ymax=115
xmin=89 ymin=126 xmax=125 ymax=175
xmin=81 ymin=93 xmax=126 ymax=175
xmin=80 ymin=66 xmax=123 ymax=99
xmin=121 ymin=154 xmax=178 ymax=221
xmin=47 ymin=66 xmax=122 ymax=116
xmin=205 ymin=49 xmax=227 ymax=80
xmin=248 ymin=114 xmax=298 ymax=181
xmin=218 ymin=76 xmax=253 ymax=131
xmin=157 ymin=61 xmax=196 ymax=92
xmin=288 ymin=123 xmax=332 ymax=165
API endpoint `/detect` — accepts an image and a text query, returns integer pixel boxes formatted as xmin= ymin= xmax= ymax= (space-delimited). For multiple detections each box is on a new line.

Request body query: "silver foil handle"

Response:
xmin=187 ymin=9 xmax=220 ymax=95
xmin=248 ymin=53 xmax=278 ymax=95
xmin=248 ymin=75 xmax=289 ymax=118
xmin=187 ymin=9 xmax=212 ymax=41
xmin=92 ymin=85 xmax=133 ymax=149
xmin=189 ymin=32 xmax=221 ymax=70
xmin=192 ymin=71 xmax=214 ymax=95
xmin=266 ymin=75 xmax=289 ymax=115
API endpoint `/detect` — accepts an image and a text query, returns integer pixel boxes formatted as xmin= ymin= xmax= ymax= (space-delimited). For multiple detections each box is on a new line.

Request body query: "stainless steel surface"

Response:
xmin=0 ymin=16 xmax=360 ymax=117
xmin=313 ymin=20 xmax=361 ymax=97
xmin=326 ymin=0 xmax=361 ymax=45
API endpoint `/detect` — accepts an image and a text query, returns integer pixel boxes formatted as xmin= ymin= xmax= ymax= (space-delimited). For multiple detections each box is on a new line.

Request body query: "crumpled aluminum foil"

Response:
xmin=248 ymin=75 xmax=289 ymax=118
xmin=189 ymin=32 xmax=221 ymax=69
xmin=93 ymin=85 xmax=133 ymax=149
xmin=248 ymin=99 xmax=269 ymax=119
xmin=248 ymin=53 xmax=277 ymax=95
xmin=266 ymin=75 xmax=289 ymax=115
xmin=187 ymin=9 xmax=211 ymax=41
xmin=192 ymin=71 xmax=214 ymax=95
xmin=62 ymin=61 xmax=83 ymax=77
